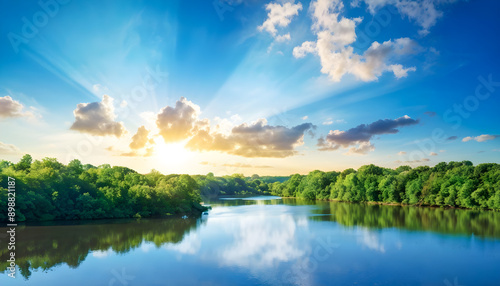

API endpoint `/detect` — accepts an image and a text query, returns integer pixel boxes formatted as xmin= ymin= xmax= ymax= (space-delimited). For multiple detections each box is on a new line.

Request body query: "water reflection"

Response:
xmin=218 ymin=212 xmax=305 ymax=267
xmin=1 ymin=197 xmax=500 ymax=285
xmin=308 ymin=199 xmax=500 ymax=238
xmin=0 ymin=218 xmax=199 ymax=279
xmin=356 ymin=229 xmax=386 ymax=253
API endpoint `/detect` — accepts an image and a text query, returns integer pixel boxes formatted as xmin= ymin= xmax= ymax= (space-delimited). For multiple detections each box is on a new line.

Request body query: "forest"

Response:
xmin=1 ymin=155 xmax=499 ymax=222
xmin=0 ymin=154 xmax=273 ymax=222
xmin=269 ymin=161 xmax=500 ymax=210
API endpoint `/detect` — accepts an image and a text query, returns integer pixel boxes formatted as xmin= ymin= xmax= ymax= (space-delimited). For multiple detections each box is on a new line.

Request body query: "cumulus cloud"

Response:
xmin=430 ymin=152 xmax=438 ymax=156
xmin=302 ymin=116 xmax=309 ymax=120
xmin=70 ymin=95 xmax=126 ymax=137
xmin=0 ymin=142 xmax=20 ymax=155
xmin=362 ymin=0 xmax=455 ymax=36
xmin=156 ymin=97 xmax=206 ymax=143
xmin=258 ymin=1 xmax=302 ymax=38
xmin=186 ymin=119 xmax=315 ymax=158
xmin=293 ymin=0 xmax=418 ymax=82
xmin=318 ymin=115 xmax=419 ymax=153
xmin=129 ymin=126 xmax=150 ymax=149
xmin=293 ymin=41 xmax=317 ymax=58
xmin=0 ymin=96 xmax=33 ymax=118
xmin=275 ymin=33 xmax=291 ymax=42
xmin=344 ymin=142 xmax=375 ymax=155
xmin=462 ymin=134 xmax=499 ymax=142
xmin=397 ymin=151 xmax=406 ymax=155
xmin=154 ymin=97 xmax=315 ymax=158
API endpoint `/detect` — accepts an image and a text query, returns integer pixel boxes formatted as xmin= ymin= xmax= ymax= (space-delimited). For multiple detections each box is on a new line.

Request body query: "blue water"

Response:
xmin=1 ymin=197 xmax=499 ymax=285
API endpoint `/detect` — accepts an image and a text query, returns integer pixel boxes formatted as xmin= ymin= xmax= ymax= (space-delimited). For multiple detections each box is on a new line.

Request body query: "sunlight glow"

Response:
xmin=153 ymin=138 xmax=193 ymax=167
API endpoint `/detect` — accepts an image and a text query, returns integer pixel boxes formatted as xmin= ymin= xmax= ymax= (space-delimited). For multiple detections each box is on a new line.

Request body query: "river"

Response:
xmin=1 ymin=196 xmax=500 ymax=285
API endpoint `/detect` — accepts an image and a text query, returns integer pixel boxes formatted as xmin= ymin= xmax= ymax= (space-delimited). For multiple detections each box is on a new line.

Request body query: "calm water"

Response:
xmin=1 ymin=196 xmax=500 ymax=285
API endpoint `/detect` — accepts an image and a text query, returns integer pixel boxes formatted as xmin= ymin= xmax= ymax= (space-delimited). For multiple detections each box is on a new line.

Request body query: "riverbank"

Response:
xmin=268 ymin=162 xmax=500 ymax=211
xmin=278 ymin=196 xmax=499 ymax=211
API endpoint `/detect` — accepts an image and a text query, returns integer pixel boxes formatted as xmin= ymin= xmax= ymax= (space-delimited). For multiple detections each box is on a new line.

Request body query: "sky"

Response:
xmin=0 ymin=0 xmax=499 ymax=176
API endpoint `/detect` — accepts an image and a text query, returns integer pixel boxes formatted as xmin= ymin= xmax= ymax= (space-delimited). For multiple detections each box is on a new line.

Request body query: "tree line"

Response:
xmin=269 ymin=161 xmax=500 ymax=210
xmin=0 ymin=155 xmax=278 ymax=222
xmin=1 ymin=155 xmax=499 ymax=222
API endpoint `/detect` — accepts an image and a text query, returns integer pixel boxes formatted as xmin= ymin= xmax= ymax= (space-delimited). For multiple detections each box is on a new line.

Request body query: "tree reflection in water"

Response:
xmin=2 ymin=198 xmax=500 ymax=280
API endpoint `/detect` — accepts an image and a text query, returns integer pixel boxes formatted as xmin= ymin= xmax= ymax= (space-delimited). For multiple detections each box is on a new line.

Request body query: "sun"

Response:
xmin=153 ymin=138 xmax=193 ymax=166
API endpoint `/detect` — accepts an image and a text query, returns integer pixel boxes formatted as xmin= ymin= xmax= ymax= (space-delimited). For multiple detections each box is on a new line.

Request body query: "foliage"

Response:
xmin=269 ymin=161 xmax=500 ymax=210
xmin=0 ymin=156 xmax=208 ymax=222
xmin=1 ymin=156 xmax=499 ymax=223
xmin=0 ymin=156 xmax=278 ymax=222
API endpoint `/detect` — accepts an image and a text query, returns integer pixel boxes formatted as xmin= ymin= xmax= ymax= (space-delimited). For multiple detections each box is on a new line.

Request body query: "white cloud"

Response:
xmin=322 ymin=118 xmax=345 ymax=125
xmin=362 ymin=0 xmax=453 ymax=36
xmin=129 ymin=126 xmax=150 ymax=149
xmin=397 ymin=151 xmax=406 ymax=155
xmin=0 ymin=142 xmax=20 ymax=155
xmin=301 ymin=115 xmax=309 ymax=120
xmin=429 ymin=152 xmax=438 ymax=156
xmin=293 ymin=41 xmax=317 ymax=58
xmin=70 ymin=95 xmax=126 ymax=137
xmin=462 ymin=134 xmax=499 ymax=142
xmin=275 ymin=33 xmax=291 ymax=42
xmin=351 ymin=0 xmax=361 ymax=8
xmin=389 ymin=64 xmax=417 ymax=79
xmin=156 ymin=97 xmax=205 ymax=143
xmin=344 ymin=142 xmax=375 ymax=155
xmin=293 ymin=0 xmax=418 ymax=82
xmin=0 ymin=95 xmax=34 ymax=119
xmin=258 ymin=1 xmax=303 ymax=38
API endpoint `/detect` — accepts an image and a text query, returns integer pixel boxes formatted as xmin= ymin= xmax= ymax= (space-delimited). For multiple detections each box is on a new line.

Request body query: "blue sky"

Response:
xmin=0 ymin=0 xmax=499 ymax=175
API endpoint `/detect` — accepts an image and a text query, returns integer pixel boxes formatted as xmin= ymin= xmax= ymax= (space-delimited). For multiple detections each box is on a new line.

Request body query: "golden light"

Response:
xmin=153 ymin=138 xmax=193 ymax=167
